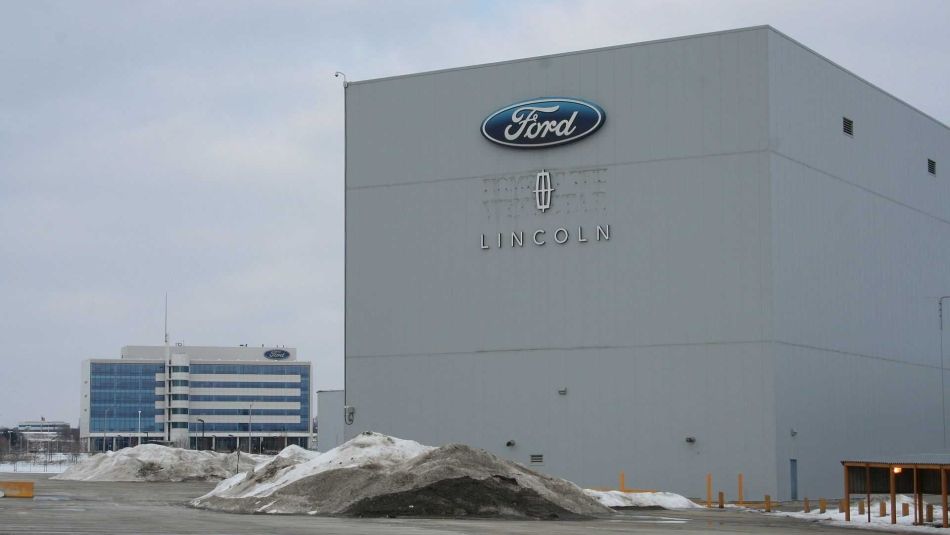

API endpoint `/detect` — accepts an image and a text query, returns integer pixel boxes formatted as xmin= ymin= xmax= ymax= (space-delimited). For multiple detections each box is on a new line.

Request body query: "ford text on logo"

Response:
xmin=264 ymin=349 xmax=290 ymax=360
xmin=481 ymin=98 xmax=606 ymax=148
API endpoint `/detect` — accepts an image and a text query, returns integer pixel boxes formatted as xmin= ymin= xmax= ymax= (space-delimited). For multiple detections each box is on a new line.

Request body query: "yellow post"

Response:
xmin=819 ymin=498 xmax=826 ymax=513
xmin=858 ymin=500 xmax=865 ymax=516
xmin=839 ymin=499 xmax=845 ymax=513
xmin=879 ymin=500 xmax=886 ymax=517
xmin=718 ymin=491 xmax=725 ymax=509
xmin=928 ymin=503 xmax=935 ymax=523
xmin=706 ymin=473 xmax=712 ymax=508
xmin=804 ymin=497 xmax=810 ymax=513
xmin=902 ymin=503 xmax=909 ymax=516
xmin=765 ymin=494 xmax=772 ymax=512
xmin=619 ymin=470 xmax=625 ymax=492
xmin=737 ymin=473 xmax=744 ymax=506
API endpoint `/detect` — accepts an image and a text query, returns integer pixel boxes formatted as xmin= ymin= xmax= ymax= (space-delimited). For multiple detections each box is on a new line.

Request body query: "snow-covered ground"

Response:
xmin=584 ymin=489 xmax=700 ymax=509
xmin=772 ymin=495 xmax=948 ymax=533
xmin=0 ymin=453 xmax=88 ymax=473
xmin=53 ymin=444 xmax=268 ymax=482
xmin=0 ymin=462 xmax=71 ymax=473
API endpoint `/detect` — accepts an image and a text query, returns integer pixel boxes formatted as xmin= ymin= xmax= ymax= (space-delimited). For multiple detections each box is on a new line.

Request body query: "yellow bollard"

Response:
xmin=858 ymin=500 xmax=865 ymax=516
xmin=738 ymin=473 xmax=744 ymax=506
xmin=718 ymin=491 xmax=725 ymax=509
xmin=928 ymin=504 xmax=935 ymax=523
xmin=903 ymin=503 xmax=909 ymax=517
xmin=879 ymin=500 xmax=886 ymax=517
xmin=706 ymin=473 xmax=712 ymax=508
xmin=839 ymin=499 xmax=846 ymax=513
xmin=819 ymin=498 xmax=827 ymax=513
xmin=765 ymin=494 xmax=772 ymax=512
xmin=804 ymin=498 xmax=810 ymax=513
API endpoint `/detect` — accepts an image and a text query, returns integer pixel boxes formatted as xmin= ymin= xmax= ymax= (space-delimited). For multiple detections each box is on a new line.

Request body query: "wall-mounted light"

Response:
xmin=893 ymin=467 xmax=903 ymax=474
xmin=557 ymin=388 xmax=568 ymax=395
xmin=506 ymin=440 xmax=516 ymax=447
xmin=790 ymin=428 xmax=798 ymax=437
xmin=685 ymin=436 xmax=696 ymax=444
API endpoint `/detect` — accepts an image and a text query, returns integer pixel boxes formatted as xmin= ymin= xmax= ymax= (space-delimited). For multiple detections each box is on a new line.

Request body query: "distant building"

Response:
xmin=80 ymin=345 xmax=312 ymax=452
xmin=17 ymin=419 xmax=73 ymax=452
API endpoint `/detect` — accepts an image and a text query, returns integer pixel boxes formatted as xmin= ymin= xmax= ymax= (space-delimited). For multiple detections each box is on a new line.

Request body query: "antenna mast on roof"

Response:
xmin=164 ymin=293 xmax=169 ymax=345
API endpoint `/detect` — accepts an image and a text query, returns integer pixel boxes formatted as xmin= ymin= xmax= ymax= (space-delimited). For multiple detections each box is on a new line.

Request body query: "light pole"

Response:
xmin=103 ymin=408 xmax=111 ymax=452
xmin=137 ymin=410 xmax=142 ymax=447
xmin=248 ymin=402 xmax=254 ymax=454
xmin=940 ymin=296 xmax=950 ymax=448
xmin=197 ymin=418 xmax=205 ymax=450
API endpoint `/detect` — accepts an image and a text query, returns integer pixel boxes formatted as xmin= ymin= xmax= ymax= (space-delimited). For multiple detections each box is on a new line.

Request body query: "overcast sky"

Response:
xmin=1 ymin=0 xmax=947 ymax=427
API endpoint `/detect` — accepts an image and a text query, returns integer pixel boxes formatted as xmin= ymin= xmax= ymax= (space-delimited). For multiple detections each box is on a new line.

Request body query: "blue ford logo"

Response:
xmin=264 ymin=349 xmax=290 ymax=360
xmin=481 ymin=98 xmax=605 ymax=148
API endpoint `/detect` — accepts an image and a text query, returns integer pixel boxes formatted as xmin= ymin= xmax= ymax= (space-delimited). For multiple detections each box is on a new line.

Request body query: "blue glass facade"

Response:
xmin=189 ymin=363 xmax=310 ymax=433
xmin=89 ymin=362 xmax=164 ymax=433
xmin=88 ymin=361 xmax=310 ymax=436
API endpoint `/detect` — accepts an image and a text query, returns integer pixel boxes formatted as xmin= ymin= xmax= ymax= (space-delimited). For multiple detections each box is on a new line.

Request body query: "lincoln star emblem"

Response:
xmin=534 ymin=170 xmax=554 ymax=212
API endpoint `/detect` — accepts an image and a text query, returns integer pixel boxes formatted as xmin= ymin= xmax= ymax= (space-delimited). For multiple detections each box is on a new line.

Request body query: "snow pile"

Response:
xmin=53 ymin=444 xmax=266 ymax=482
xmin=773 ymin=495 xmax=947 ymax=533
xmin=584 ymin=489 xmax=700 ymax=509
xmin=192 ymin=432 xmax=612 ymax=519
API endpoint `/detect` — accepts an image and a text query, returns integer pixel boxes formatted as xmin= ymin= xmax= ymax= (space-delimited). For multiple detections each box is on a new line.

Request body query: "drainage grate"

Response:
xmin=929 ymin=159 xmax=937 ymax=176
xmin=842 ymin=117 xmax=854 ymax=136
xmin=530 ymin=454 xmax=544 ymax=464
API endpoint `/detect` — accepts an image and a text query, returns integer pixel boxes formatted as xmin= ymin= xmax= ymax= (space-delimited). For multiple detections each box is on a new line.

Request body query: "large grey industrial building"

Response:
xmin=343 ymin=26 xmax=950 ymax=500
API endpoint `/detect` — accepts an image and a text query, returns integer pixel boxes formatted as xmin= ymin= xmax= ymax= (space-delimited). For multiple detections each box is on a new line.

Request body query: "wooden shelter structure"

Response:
xmin=843 ymin=455 xmax=950 ymax=527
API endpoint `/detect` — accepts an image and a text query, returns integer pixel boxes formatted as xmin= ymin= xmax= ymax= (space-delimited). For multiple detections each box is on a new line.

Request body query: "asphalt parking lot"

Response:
xmin=0 ymin=473 xmax=873 ymax=534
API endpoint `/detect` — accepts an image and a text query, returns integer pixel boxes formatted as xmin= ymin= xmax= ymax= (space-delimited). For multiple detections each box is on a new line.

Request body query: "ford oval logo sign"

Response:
xmin=264 ymin=349 xmax=290 ymax=360
xmin=481 ymin=98 xmax=605 ymax=148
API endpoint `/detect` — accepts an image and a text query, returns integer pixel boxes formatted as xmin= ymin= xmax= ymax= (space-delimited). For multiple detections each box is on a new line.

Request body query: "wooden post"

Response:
xmin=858 ymin=500 xmax=865 ymax=516
xmin=718 ymin=491 xmax=724 ymax=509
xmin=804 ymin=497 xmax=810 ymax=513
xmin=942 ymin=468 xmax=948 ymax=528
xmin=879 ymin=500 xmax=886 ymax=517
xmin=765 ymin=494 xmax=771 ymax=512
xmin=706 ymin=473 xmax=712 ymax=508
xmin=819 ymin=498 xmax=826 ymax=514
xmin=890 ymin=466 xmax=896 ymax=525
xmin=866 ymin=464 xmax=871 ymax=523
xmin=844 ymin=464 xmax=851 ymax=521
xmin=839 ymin=498 xmax=845 ymax=513
xmin=927 ymin=503 xmax=934 ymax=523
xmin=619 ymin=470 xmax=625 ymax=492
xmin=738 ymin=473 xmax=744 ymax=506
xmin=903 ymin=503 xmax=909 ymax=517
xmin=914 ymin=467 xmax=920 ymax=525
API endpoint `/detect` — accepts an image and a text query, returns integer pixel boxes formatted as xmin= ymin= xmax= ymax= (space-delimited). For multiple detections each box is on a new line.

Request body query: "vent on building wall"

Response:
xmin=530 ymin=454 xmax=544 ymax=464
xmin=842 ymin=117 xmax=854 ymax=136
xmin=929 ymin=159 xmax=937 ymax=176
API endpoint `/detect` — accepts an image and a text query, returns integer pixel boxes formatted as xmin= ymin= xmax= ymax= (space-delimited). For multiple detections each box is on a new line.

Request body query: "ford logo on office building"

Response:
xmin=481 ymin=98 xmax=606 ymax=148
xmin=264 ymin=349 xmax=290 ymax=360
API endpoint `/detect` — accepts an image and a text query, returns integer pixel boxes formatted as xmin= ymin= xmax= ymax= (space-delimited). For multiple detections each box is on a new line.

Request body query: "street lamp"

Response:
xmin=103 ymin=408 xmax=111 ymax=452
xmin=248 ymin=402 xmax=253 ymax=455
xmin=197 ymin=418 xmax=205 ymax=450
xmin=137 ymin=410 xmax=142 ymax=447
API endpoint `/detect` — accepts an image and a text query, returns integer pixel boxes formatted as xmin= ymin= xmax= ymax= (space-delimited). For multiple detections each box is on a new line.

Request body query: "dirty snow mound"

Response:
xmin=192 ymin=432 xmax=611 ymax=519
xmin=53 ymin=444 xmax=265 ymax=482
xmin=584 ymin=489 xmax=700 ymax=509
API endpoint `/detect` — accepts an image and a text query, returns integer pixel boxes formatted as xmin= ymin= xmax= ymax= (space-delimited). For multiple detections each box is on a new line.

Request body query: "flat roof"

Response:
xmin=348 ymin=25 xmax=947 ymax=131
